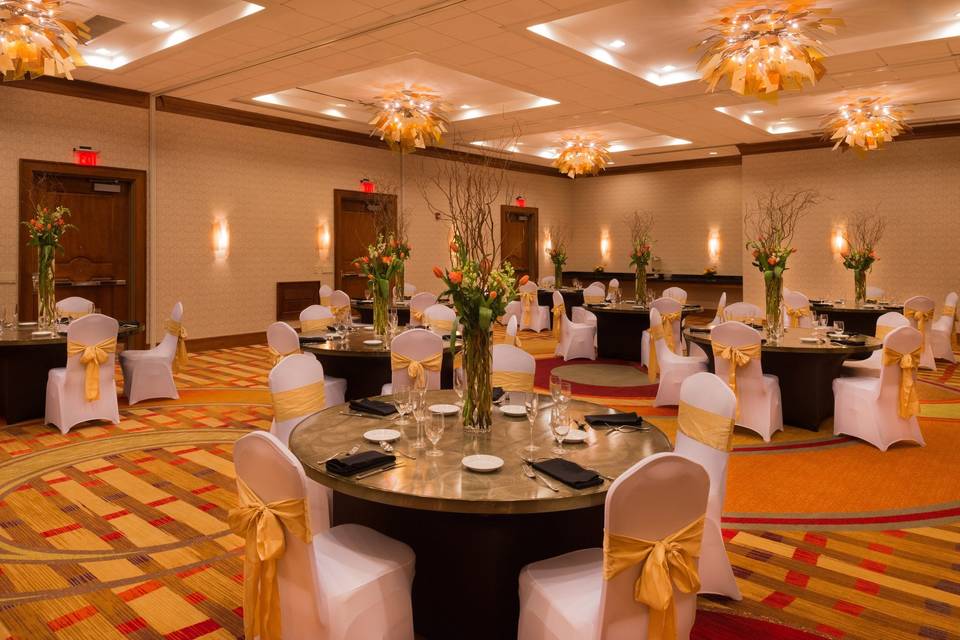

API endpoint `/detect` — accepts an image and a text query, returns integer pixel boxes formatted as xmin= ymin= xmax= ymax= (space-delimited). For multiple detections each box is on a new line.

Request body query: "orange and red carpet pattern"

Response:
xmin=0 ymin=332 xmax=956 ymax=639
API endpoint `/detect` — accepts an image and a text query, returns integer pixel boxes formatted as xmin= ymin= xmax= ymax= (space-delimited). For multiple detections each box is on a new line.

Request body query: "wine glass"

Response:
xmin=558 ymin=380 xmax=572 ymax=411
xmin=425 ymin=413 xmax=445 ymax=457
xmin=393 ymin=386 xmax=411 ymax=425
xmin=388 ymin=309 xmax=399 ymax=337
xmin=453 ymin=367 xmax=465 ymax=407
xmin=834 ymin=320 xmax=845 ymax=335
xmin=550 ymin=406 xmax=570 ymax=455
xmin=523 ymin=392 xmax=540 ymax=453
xmin=549 ymin=374 xmax=562 ymax=403
xmin=411 ymin=389 xmax=428 ymax=449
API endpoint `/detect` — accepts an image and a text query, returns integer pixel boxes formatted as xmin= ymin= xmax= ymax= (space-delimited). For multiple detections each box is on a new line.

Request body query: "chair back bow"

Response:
xmin=411 ymin=308 xmax=426 ymax=325
xmin=165 ymin=319 xmax=189 ymax=372
xmin=784 ymin=305 xmax=811 ymax=327
xmin=882 ymin=346 xmax=921 ymax=419
xmin=678 ymin=401 xmax=734 ymax=452
xmin=520 ymin=291 xmax=537 ymax=327
xmin=66 ymin=337 xmax=117 ymax=401
xmin=391 ymin=351 xmax=442 ymax=389
xmin=301 ymin=317 xmax=333 ymax=334
xmin=904 ymin=308 xmax=934 ymax=348
xmin=271 ymin=380 xmax=326 ymax=423
xmin=504 ymin=331 xmax=522 ymax=348
xmin=491 ymin=370 xmax=534 ymax=392
xmin=647 ymin=312 xmax=680 ymax=382
xmin=711 ymin=341 xmax=762 ymax=417
xmin=552 ymin=304 xmax=565 ymax=341
xmin=268 ymin=345 xmax=301 ymax=366
xmin=603 ymin=516 xmax=704 ymax=640
xmin=228 ymin=478 xmax=311 ymax=640
xmin=330 ymin=304 xmax=351 ymax=324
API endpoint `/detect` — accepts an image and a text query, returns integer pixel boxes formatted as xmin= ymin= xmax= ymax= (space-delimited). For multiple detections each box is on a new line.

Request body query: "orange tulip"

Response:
xmin=449 ymin=242 xmax=459 ymax=253
xmin=382 ymin=256 xmax=393 ymax=265
xmin=519 ymin=275 xmax=530 ymax=286
xmin=449 ymin=271 xmax=463 ymax=284
xmin=488 ymin=291 xmax=497 ymax=300
xmin=767 ymin=256 xmax=778 ymax=266
xmin=433 ymin=265 xmax=444 ymax=279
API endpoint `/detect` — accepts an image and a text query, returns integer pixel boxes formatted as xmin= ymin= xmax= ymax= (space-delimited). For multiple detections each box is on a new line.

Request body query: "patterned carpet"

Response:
xmin=0 ymin=328 xmax=957 ymax=639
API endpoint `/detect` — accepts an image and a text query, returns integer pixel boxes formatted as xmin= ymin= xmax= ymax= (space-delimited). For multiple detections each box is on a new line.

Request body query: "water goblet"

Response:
xmin=834 ymin=320 xmax=845 ymax=335
xmin=425 ymin=413 xmax=445 ymax=457
xmin=550 ymin=406 xmax=570 ymax=455
xmin=393 ymin=386 xmax=411 ymax=426
xmin=523 ymin=392 xmax=540 ymax=453
xmin=411 ymin=390 xmax=428 ymax=449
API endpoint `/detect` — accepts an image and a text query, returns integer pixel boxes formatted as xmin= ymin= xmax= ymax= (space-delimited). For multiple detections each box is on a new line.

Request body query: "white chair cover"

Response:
xmin=641 ymin=297 xmax=691 ymax=369
xmin=842 ymin=312 xmax=910 ymax=377
xmin=329 ymin=290 xmax=352 ymax=323
xmin=120 ymin=302 xmax=183 ymax=405
xmin=492 ymin=344 xmax=536 ymax=404
xmin=408 ymin=292 xmax=438 ymax=327
xmin=553 ymin=290 xmax=596 ymax=361
xmin=300 ymin=304 xmax=334 ymax=328
xmin=506 ymin=315 xmax=521 ymax=346
xmin=662 ymin=286 xmax=687 ymax=304
xmin=903 ymin=295 xmax=936 ymax=370
xmin=517 ymin=281 xmax=550 ymax=332
xmin=606 ymin=278 xmax=620 ymax=302
xmin=233 ymin=431 xmax=415 ymax=640
xmin=269 ymin=353 xmax=344 ymax=446
xmin=588 ymin=281 xmax=606 ymax=293
xmin=56 ymin=296 xmax=94 ymax=317
xmin=424 ymin=304 xmax=457 ymax=337
xmin=46 ymin=314 xmax=120 ymax=434
xmin=388 ymin=329 xmax=443 ymax=392
xmin=403 ymin=282 xmax=417 ymax=297
xmin=540 ymin=275 xmax=556 ymax=288
xmin=267 ymin=321 xmax=301 ymax=363
xmin=721 ymin=302 xmax=764 ymax=324
xmin=673 ymin=372 xmax=741 ymax=600
xmin=931 ymin=291 xmax=958 ymax=363
xmin=651 ymin=308 xmax=707 ymax=406
xmin=318 ymin=284 xmax=334 ymax=306
xmin=782 ymin=290 xmax=813 ymax=328
xmin=833 ymin=326 xmax=925 ymax=451
xmin=573 ymin=284 xmax=605 ymax=327
xmin=518 ymin=453 xmax=709 ymax=640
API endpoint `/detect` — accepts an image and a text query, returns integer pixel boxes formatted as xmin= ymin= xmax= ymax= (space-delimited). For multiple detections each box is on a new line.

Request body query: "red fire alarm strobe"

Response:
xmin=515 ymin=195 xmax=526 ymax=207
xmin=73 ymin=146 xmax=100 ymax=166
xmin=360 ymin=177 xmax=375 ymax=193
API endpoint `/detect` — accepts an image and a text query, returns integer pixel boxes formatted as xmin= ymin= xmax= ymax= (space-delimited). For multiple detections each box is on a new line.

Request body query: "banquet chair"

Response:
xmin=711 ymin=321 xmax=783 ymax=442
xmin=588 ymin=281 xmax=606 ymax=293
xmin=300 ymin=304 xmax=336 ymax=333
xmin=120 ymin=302 xmax=185 ymax=405
xmin=903 ymin=295 xmax=936 ymax=370
xmin=403 ymin=282 xmax=417 ymax=297
xmin=318 ymin=284 xmax=334 ymax=306
xmin=492 ymin=344 xmax=536 ymax=404
xmin=663 ymin=286 xmax=688 ymax=304
xmin=270 ymin=355 xmax=345 ymax=445
xmin=573 ymin=283 xmax=606 ymax=326
xmin=505 ymin=315 xmax=522 ymax=347
xmin=641 ymin=297 xmax=690 ymax=370
xmin=232 ymin=431 xmax=415 ymax=640
xmin=673 ymin=372 xmax=741 ymax=600
xmin=329 ymin=290 xmax=352 ymax=324
xmin=650 ymin=308 xmax=707 ymax=407
xmin=553 ymin=291 xmax=596 ymax=361
xmin=56 ymin=296 xmax=94 ymax=319
xmin=267 ymin=321 xmax=301 ymax=365
xmin=515 ymin=281 xmax=550 ymax=332
xmin=540 ymin=275 xmax=555 ymax=288
xmin=408 ymin=292 xmax=437 ymax=327
xmin=866 ymin=286 xmax=885 ymax=300
xmin=688 ymin=292 xmax=728 ymax=361
xmin=930 ymin=292 xmax=958 ymax=363
xmin=841 ymin=312 xmax=910 ymax=377
xmin=45 ymin=314 xmax=120 ymax=434
xmin=721 ymin=302 xmax=764 ymax=324
xmin=424 ymin=304 xmax=457 ymax=337
xmin=385 ymin=328 xmax=443 ymax=393
xmin=833 ymin=326 xmax=925 ymax=451
xmin=606 ymin=278 xmax=620 ymax=302
xmin=782 ymin=290 xmax=813 ymax=328
xmin=517 ymin=453 xmax=709 ymax=640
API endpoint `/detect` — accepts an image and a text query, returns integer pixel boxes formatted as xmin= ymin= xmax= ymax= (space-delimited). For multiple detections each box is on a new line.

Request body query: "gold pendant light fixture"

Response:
xmin=822 ymin=97 xmax=911 ymax=152
xmin=553 ymin=134 xmax=611 ymax=178
xmin=696 ymin=1 xmax=843 ymax=98
xmin=369 ymin=85 xmax=449 ymax=153
xmin=0 ymin=0 xmax=90 ymax=81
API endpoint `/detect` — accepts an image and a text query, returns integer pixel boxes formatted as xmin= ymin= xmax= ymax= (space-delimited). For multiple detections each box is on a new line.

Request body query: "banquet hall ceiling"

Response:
xmin=65 ymin=0 xmax=960 ymax=167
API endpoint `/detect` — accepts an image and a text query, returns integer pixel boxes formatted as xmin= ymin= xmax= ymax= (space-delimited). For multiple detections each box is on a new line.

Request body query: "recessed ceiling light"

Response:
xmin=708 ymin=151 xmax=718 ymax=155
xmin=459 ymin=104 xmax=472 ymax=109
xmin=956 ymin=11 xmax=960 ymax=17
xmin=335 ymin=103 xmax=347 ymax=107
xmin=152 ymin=20 xmax=171 ymax=30
xmin=95 ymin=48 xmax=113 ymax=56
xmin=661 ymin=64 xmax=676 ymax=72
xmin=750 ymin=109 xmax=764 ymax=114
xmin=608 ymin=39 xmax=626 ymax=49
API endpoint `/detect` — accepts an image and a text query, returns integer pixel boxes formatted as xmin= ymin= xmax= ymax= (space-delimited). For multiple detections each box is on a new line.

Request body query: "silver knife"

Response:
xmin=355 ymin=462 xmax=404 ymax=480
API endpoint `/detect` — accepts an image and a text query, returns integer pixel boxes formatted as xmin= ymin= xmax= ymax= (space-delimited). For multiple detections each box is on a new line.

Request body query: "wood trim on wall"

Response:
xmin=186 ymin=331 xmax=266 ymax=352
xmin=596 ymin=155 xmax=742 ymax=176
xmin=1 ymin=76 xmax=149 ymax=108
xmin=737 ymin=121 xmax=960 ymax=156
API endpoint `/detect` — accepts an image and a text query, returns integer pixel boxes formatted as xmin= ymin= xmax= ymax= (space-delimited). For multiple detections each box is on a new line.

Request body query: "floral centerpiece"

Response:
xmin=23 ymin=204 xmax=73 ymax=329
xmin=841 ymin=211 xmax=885 ymax=306
xmin=353 ymin=235 xmax=403 ymax=337
xmin=744 ymin=187 xmax=819 ymax=342
xmin=547 ymin=244 xmax=566 ymax=288
xmin=627 ymin=211 xmax=654 ymax=303
xmin=392 ymin=237 xmax=411 ymax=298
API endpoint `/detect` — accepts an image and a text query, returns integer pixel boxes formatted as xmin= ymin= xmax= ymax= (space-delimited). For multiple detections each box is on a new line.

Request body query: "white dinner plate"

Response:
xmin=462 ymin=454 xmax=504 ymax=473
xmin=429 ymin=403 xmax=459 ymax=416
xmin=827 ymin=332 xmax=846 ymax=338
xmin=800 ymin=337 xmax=821 ymax=343
xmin=31 ymin=330 xmax=55 ymax=338
xmin=17 ymin=321 xmax=37 ymax=327
xmin=563 ymin=430 xmax=588 ymax=443
xmin=363 ymin=339 xmax=383 ymax=346
xmin=363 ymin=428 xmax=401 ymax=443
xmin=499 ymin=404 xmax=526 ymax=417
xmin=359 ymin=324 xmax=374 ymax=330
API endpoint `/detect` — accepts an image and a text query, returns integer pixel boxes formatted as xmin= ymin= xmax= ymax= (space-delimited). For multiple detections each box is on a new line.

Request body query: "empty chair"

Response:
xmin=540 ymin=275 xmax=556 ymax=288
xmin=329 ymin=290 xmax=352 ymax=324
xmin=516 ymin=281 xmax=550 ymax=332
xmin=903 ymin=295 xmax=936 ymax=370
xmin=650 ymin=308 xmax=707 ymax=406
xmin=267 ymin=321 xmax=301 ymax=365
xmin=424 ymin=303 xmax=457 ymax=337
xmin=56 ymin=296 xmax=94 ymax=319
xmin=120 ymin=302 xmax=186 ymax=405
xmin=641 ymin=297 xmax=691 ymax=371
xmin=573 ymin=283 xmax=606 ymax=326
xmin=505 ymin=315 xmax=522 ymax=348
xmin=318 ymin=284 xmax=333 ymax=306
xmin=231 ymin=431 xmax=415 ymax=640
xmin=300 ymin=304 xmax=335 ymax=333
xmin=408 ymin=292 xmax=437 ymax=327
xmin=673 ymin=372 xmax=741 ymax=600
xmin=866 ymin=285 xmax=885 ymax=300
xmin=518 ymin=454 xmax=709 ymax=640
xmin=663 ymin=286 xmax=688 ymax=304
xmin=46 ymin=314 xmax=120 ymax=434
xmin=270 ymin=354 xmax=346 ymax=445
xmin=782 ymin=290 xmax=813 ymax=328
xmin=587 ymin=281 xmax=606 ymax=294
xmin=403 ymin=282 xmax=417 ymax=297
xmin=930 ymin=292 xmax=958 ymax=363
xmin=722 ymin=301 xmax=764 ymax=324
xmin=606 ymin=278 xmax=620 ymax=302
xmin=387 ymin=328 xmax=443 ymax=393
xmin=842 ymin=312 xmax=910 ymax=377
xmin=553 ymin=290 xmax=596 ymax=361
xmin=833 ymin=326 xmax=925 ymax=451
xmin=689 ymin=292 xmax=729 ymax=361
xmin=492 ymin=344 xmax=536 ymax=404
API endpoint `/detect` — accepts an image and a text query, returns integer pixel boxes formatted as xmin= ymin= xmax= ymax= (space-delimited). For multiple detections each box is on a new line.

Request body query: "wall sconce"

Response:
xmin=600 ymin=230 xmax=610 ymax=261
xmin=213 ymin=219 xmax=230 ymax=260
xmin=317 ymin=222 xmax=331 ymax=254
xmin=707 ymin=231 xmax=720 ymax=262
xmin=832 ymin=228 xmax=846 ymax=254
xmin=360 ymin=177 xmax=375 ymax=193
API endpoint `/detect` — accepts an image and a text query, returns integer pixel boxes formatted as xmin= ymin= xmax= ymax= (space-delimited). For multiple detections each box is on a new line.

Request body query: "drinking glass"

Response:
xmin=411 ymin=390 xmax=428 ymax=449
xmin=558 ymin=380 xmax=572 ymax=410
xmin=388 ymin=309 xmax=399 ymax=337
xmin=549 ymin=374 xmax=562 ymax=403
xmin=550 ymin=406 xmax=570 ymax=455
xmin=523 ymin=392 xmax=540 ymax=453
xmin=393 ymin=386 xmax=411 ymax=425
xmin=834 ymin=320 xmax=845 ymax=334
xmin=425 ymin=413 xmax=445 ymax=457
xmin=453 ymin=367 xmax=465 ymax=407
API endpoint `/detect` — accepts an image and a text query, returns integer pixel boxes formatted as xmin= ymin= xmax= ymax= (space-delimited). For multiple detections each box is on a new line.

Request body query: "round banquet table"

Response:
xmin=0 ymin=321 xmax=142 ymax=424
xmin=300 ymin=328 xmax=457 ymax=400
xmin=537 ymin=287 xmax=583 ymax=320
xmin=288 ymin=390 xmax=672 ymax=639
xmin=810 ymin=301 xmax=903 ymax=336
xmin=352 ymin=299 xmax=411 ymax=325
xmin=589 ymin=302 xmax=702 ymax=361
xmin=683 ymin=326 xmax=881 ymax=431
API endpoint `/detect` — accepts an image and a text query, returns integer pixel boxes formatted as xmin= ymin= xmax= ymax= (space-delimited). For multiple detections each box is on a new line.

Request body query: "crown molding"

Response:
xmin=737 ymin=121 xmax=960 ymax=156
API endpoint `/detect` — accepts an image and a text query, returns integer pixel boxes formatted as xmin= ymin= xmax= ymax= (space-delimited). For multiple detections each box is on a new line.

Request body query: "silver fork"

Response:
xmin=380 ymin=440 xmax=416 ymax=460
xmin=318 ymin=444 xmax=360 ymax=465
xmin=521 ymin=462 xmax=559 ymax=492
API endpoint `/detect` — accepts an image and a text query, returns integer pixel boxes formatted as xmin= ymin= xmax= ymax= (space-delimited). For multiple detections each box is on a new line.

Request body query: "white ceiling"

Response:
xmin=64 ymin=0 xmax=960 ymax=167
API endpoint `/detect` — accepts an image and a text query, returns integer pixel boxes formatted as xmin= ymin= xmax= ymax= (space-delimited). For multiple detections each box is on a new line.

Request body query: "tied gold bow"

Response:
xmin=411 ymin=308 xmax=426 ymax=326
xmin=58 ymin=308 xmax=90 ymax=320
xmin=271 ymin=380 xmax=326 ymax=422
xmin=165 ymin=319 xmax=189 ymax=372
xmin=678 ymin=401 xmax=735 ymax=452
xmin=331 ymin=304 xmax=351 ymax=324
xmin=228 ymin=478 xmax=311 ymax=640
xmin=647 ymin=325 xmax=668 ymax=381
xmin=520 ymin=292 xmax=537 ymax=327
xmin=712 ymin=341 xmax=762 ymax=418
xmin=552 ymin=304 xmax=566 ymax=341
xmin=943 ymin=305 xmax=958 ymax=350
xmin=905 ymin=308 xmax=934 ymax=348
xmin=784 ymin=305 xmax=811 ymax=327
xmin=660 ymin=311 xmax=681 ymax=354
xmin=715 ymin=303 xmax=725 ymax=321
xmin=875 ymin=324 xmax=895 ymax=341
xmin=882 ymin=346 xmax=921 ymax=419
xmin=66 ymin=337 xmax=116 ymax=401
xmin=268 ymin=345 xmax=300 ymax=366
xmin=301 ymin=317 xmax=333 ymax=334
xmin=491 ymin=370 xmax=534 ymax=392
xmin=391 ymin=351 xmax=442 ymax=389
xmin=504 ymin=331 xmax=522 ymax=348
xmin=603 ymin=516 xmax=704 ymax=640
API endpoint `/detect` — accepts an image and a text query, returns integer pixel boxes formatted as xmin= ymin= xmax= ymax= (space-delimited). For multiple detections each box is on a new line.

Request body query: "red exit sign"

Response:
xmin=73 ymin=147 xmax=100 ymax=166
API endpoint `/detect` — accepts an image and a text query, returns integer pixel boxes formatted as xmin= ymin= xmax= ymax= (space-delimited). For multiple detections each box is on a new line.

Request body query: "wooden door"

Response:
xmin=500 ymin=205 xmax=539 ymax=282
xmin=18 ymin=160 xmax=147 ymax=347
xmin=334 ymin=189 xmax=396 ymax=299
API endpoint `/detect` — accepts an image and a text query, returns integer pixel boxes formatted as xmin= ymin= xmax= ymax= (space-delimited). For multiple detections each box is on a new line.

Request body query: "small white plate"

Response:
xmin=363 ymin=428 xmax=401 ymax=443
xmin=31 ymin=330 xmax=55 ymax=338
xmin=563 ymin=430 xmax=588 ymax=443
xmin=827 ymin=332 xmax=846 ymax=338
xmin=429 ymin=403 xmax=459 ymax=416
xmin=462 ymin=454 xmax=504 ymax=473
xmin=363 ymin=339 xmax=383 ymax=346
xmin=18 ymin=321 xmax=37 ymax=327
xmin=800 ymin=337 xmax=821 ymax=343
xmin=499 ymin=404 xmax=526 ymax=417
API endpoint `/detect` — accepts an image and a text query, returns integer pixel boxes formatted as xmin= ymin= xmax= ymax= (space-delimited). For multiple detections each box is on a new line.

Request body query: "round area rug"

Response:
xmin=551 ymin=363 xmax=651 ymax=387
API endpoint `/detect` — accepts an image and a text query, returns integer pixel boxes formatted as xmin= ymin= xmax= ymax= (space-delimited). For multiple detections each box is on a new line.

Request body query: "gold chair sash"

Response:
xmin=552 ymin=304 xmax=565 ymax=341
xmin=491 ymin=370 xmax=534 ymax=392
xmin=301 ymin=317 xmax=334 ymax=333
xmin=319 ymin=295 xmax=331 ymax=306
xmin=904 ymin=308 xmax=934 ymax=348
xmin=647 ymin=325 xmax=667 ymax=381
xmin=521 ymin=291 xmax=537 ymax=327
xmin=165 ymin=319 xmax=189 ymax=372
xmin=712 ymin=341 xmax=762 ymax=417
xmin=715 ymin=303 xmax=725 ymax=320
xmin=66 ymin=337 xmax=117 ymax=402
xmin=603 ymin=516 xmax=704 ymax=640
xmin=784 ymin=305 xmax=811 ymax=328
xmin=660 ymin=311 xmax=681 ymax=354
xmin=268 ymin=345 xmax=301 ymax=366
xmin=943 ymin=305 xmax=958 ymax=349
xmin=58 ymin=308 xmax=90 ymax=320
xmin=271 ymin=380 xmax=326 ymax=423
xmin=411 ymin=308 xmax=426 ymax=325
xmin=875 ymin=324 xmax=897 ymax=341
xmin=330 ymin=304 xmax=351 ymax=323
xmin=583 ymin=294 xmax=605 ymax=305
xmin=678 ymin=401 xmax=734 ymax=452
xmin=228 ymin=477 xmax=311 ymax=640
xmin=724 ymin=314 xmax=763 ymax=325
xmin=429 ymin=317 xmax=454 ymax=333
xmin=391 ymin=351 xmax=442 ymax=389
xmin=882 ymin=346 xmax=921 ymax=419
xmin=503 ymin=331 xmax=523 ymax=348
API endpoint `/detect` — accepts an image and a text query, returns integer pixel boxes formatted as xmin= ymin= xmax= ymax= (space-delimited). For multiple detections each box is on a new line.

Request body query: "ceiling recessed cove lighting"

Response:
xmin=152 ymin=20 xmax=171 ymax=30
xmin=253 ymin=94 xmax=280 ymax=104
xmin=95 ymin=48 xmax=113 ymax=56
xmin=459 ymin=104 xmax=472 ymax=109
xmin=608 ymin=39 xmax=626 ymax=49
xmin=708 ymin=151 xmax=718 ymax=155
xmin=750 ymin=109 xmax=764 ymax=114
xmin=660 ymin=64 xmax=676 ymax=73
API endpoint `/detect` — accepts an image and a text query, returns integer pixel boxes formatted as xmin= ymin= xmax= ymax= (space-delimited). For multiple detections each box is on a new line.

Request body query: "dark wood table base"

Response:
xmin=311 ymin=350 xmax=455 ymax=400
xmin=0 ymin=343 xmax=67 ymax=424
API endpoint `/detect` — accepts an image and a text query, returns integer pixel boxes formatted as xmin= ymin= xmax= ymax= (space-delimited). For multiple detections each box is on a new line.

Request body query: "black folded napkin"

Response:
xmin=532 ymin=458 xmax=603 ymax=489
xmin=299 ymin=335 xmax=327 ymax=344
xmin=326 ymin=451 xmax=395 ymax=476
xmin=831 ymin=336 xmax=867 ymax=346
xmin=584 ymin=412 xmax=641 ymax=426
xmin=349 ymin=398 xmax=398 ymax=416
xmin=492 ymin=387 xmax=505 ymax=402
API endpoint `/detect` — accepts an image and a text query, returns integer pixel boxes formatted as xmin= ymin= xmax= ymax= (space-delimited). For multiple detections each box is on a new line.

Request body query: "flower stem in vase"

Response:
xmin=372 ymin=277 xmax=391 ymax=338
xmin=461 ymin=327 xmax=493 ymax=431
xmin=554 ymin=264 xmax=563 ymax=289
xmin=854 ymin=269 xmax=867 ymax=307
xmin=764 ymin=272 xmax=784 ymax=343
xmin=37 ymin=245 xmax=57 ymax=329
xmin=635 ymin=268 xmax=647 ymax=305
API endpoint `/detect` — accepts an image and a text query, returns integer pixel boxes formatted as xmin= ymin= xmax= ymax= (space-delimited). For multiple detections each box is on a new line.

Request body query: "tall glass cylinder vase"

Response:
xmin=396 ymin=263 xmax=405 ymax=300
xmin=37 ymin=245 xmax=56 ymax=330
xmin=461 ymin=325 xmax=493 ymax=431
xmin=853 ymin=269 xmax=867 ymax=307
xmin=372 ymin=277 xmax=391 ymax=339
xmin=553 ymin=263 xmax=563 ymax=289
xmin=635 ymin=268 xmax=647 ymax=305
xmin=764 ymin=272 xmax=784 ymax=344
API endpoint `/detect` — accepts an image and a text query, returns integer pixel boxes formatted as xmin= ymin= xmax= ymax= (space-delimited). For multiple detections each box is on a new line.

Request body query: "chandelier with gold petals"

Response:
xmin=696 ymin=1 xmax=843 ymax=98
xmin=822 ymin=97 xmax=911 ymax=152
xmin=553 ymin=135 xmax=611 ymax=179
xmin=369 ymin=86 xmax=449 ymax=153
xmin=0 ymin=0 xmax=89 ymax=81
